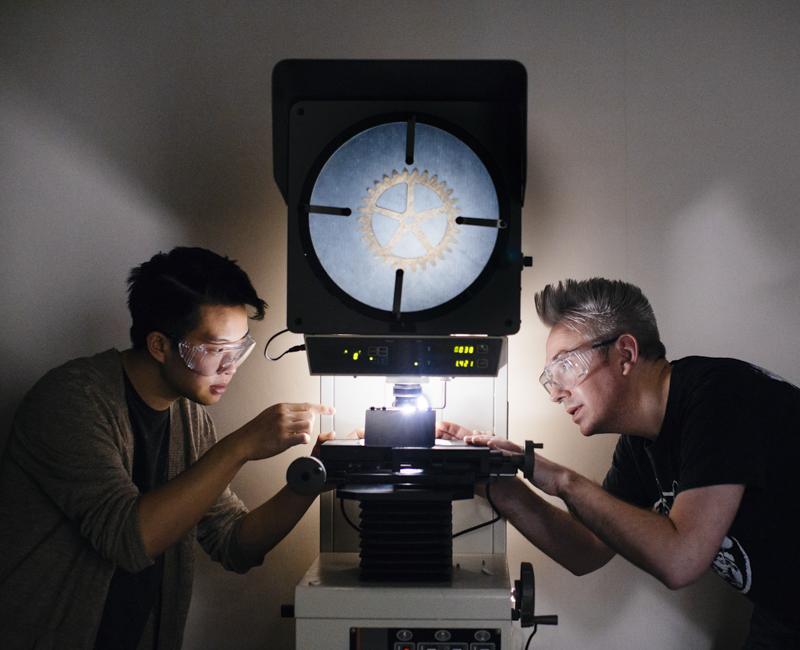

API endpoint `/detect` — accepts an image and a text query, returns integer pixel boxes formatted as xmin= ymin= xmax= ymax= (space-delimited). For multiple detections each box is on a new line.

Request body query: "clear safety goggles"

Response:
xmin=539 ymin=335 xmax=619 ymax=395
xmin=177 ymin=333 xmax=256 ymax=376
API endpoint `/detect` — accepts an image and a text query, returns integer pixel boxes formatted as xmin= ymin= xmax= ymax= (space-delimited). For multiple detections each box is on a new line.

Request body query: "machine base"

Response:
xmin=295 ymin=553 xmax=516 ymax=650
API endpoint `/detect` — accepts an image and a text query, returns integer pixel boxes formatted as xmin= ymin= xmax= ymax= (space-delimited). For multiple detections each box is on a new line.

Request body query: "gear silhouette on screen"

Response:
xmin=359 ymin=168 xmax=459 ymax=272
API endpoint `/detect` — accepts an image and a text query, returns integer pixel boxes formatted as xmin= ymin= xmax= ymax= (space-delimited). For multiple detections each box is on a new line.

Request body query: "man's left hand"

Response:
xmin=311 ymin=430 xmax=335 ymax=458
xmin=436 ymin=420 xmax=569 ymax=497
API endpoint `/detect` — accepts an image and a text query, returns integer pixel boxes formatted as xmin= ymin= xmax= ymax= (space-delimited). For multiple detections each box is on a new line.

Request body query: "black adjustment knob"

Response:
xmin=534 ymin=615 xmax=559 ymax=626
xmin=286 ymin=456 xmax=327 ymax=495
xmin=512 ymin=562 xmax=535 ymax=627
xmin=523 ymin=440 xmax=543 ymax=481
xmin=523 ymin=255 xmax=533 ymax=267
xmin=511 ymin=562 xmax=559 ymax=629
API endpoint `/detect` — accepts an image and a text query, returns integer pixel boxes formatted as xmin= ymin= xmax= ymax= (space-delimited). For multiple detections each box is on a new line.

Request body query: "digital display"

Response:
xmin=305 ymin=335 xmax=506 ymax=376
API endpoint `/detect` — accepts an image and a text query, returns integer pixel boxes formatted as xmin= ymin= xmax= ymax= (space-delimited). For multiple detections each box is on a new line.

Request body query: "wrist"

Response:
xmin=555 ymin=467 xmax=578 ymax=500
xmin=221 ymin=429 xmax=252 ymax=467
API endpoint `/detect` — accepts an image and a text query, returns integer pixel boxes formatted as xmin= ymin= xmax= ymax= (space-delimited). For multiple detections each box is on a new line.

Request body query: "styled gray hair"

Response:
xmin=534 ymin=278 xmax=666 ymax=360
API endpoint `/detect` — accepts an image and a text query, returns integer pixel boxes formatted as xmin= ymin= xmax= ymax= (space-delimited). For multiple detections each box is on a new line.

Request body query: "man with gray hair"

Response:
xmin=438 ymin=278 xmax=799 ymax=648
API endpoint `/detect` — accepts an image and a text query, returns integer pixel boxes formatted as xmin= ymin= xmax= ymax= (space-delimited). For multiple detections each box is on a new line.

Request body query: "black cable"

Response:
xmin=484 ymin=476 xmax=500 ymax=516
xmin=451 ymin=513 xmax=501 ymax=539
xmin=452 ymin=479 xmax=501 ymax=539
xmin=524 ymin=624 xmax=538 ymax=650
xmin=263 ymin=328 xmax=305 ymax=361
xmin=340 ymin=498 xmax=361 ymax=533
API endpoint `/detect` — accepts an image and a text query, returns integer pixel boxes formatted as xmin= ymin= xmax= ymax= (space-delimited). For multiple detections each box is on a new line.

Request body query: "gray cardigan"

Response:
xmin=0 ymin=350 xmax=255 ymax=649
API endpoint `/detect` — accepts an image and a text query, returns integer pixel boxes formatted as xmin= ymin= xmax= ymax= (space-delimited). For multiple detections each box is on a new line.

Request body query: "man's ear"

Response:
xmin=145 ymin=332 xmax=171 ymax=364
xmin=617 ymin=334 xmax=639 ymax=375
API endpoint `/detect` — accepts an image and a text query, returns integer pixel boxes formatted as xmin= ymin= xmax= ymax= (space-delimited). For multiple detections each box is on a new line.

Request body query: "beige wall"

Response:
xmin=2 ymin=2 xmax=798 ymax=648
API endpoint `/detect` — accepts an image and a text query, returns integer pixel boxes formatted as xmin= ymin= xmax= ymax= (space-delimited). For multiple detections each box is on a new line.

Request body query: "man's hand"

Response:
xmin=234 ymin=403 xmax=335 ymax=461
xmin=311 ymin=430 xmax=336 ymax=459
xmin=467 ymin=435 xmax=568 ymax=497
xmin=436 ymin=421 xmax=568 ymax=495
xmin=436 ymin=420 xmax=495 ymax=443
xmin=437 ymin=420 xmax=522 ymax=452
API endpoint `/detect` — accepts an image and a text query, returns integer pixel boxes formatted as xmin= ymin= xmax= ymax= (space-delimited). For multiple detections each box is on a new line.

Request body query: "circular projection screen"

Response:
xmin=308 ymin=122 xmax=499 ymax=313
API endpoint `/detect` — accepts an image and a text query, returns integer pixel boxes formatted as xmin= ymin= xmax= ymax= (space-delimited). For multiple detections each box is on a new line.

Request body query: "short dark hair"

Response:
xmin=127 ymin=247 xmax=267 ymax=348
xmin=534 ymin=278 xmax=666 ymax=360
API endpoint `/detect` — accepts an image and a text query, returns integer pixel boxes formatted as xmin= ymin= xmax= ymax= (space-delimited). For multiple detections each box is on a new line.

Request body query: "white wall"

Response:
xmin=1 ymin=2 xmax=798 ymax=649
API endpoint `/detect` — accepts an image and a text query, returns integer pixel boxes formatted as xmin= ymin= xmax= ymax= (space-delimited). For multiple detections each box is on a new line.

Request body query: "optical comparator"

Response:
xmin=272 ymin=59 xmax=557 ymax=650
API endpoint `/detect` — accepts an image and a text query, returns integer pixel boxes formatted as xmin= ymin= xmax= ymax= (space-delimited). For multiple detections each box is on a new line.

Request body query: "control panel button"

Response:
xmin=396 ymin=630 xmax=414 ymax=642
xmin=434 ymin=630 xmax=452 ymax=641
xmin=474 ymin=630 xmax=491 ymax=642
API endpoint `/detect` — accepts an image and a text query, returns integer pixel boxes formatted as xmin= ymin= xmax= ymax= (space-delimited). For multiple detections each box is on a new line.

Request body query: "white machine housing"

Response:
xmin=294 ymin=370 xmax=519 ymax=650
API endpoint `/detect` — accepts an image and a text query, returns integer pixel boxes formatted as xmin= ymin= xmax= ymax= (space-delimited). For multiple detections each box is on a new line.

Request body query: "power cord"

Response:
xmin=340 ymin=479 xmax=502 ymax=539
xmin=340 ymin=497 xmax=361 ymax=533
xmin=524 ymin=624 xmax=538 ymax=650
xmin=452 ymin=479 xmax=500 ymax=539
xmin=263 ymin=328 xmax=305 ymax=361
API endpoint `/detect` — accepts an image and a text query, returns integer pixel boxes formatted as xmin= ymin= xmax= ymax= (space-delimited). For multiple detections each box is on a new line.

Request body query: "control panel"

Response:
xmin=305 ymin=335 xmax=506 ymax=377
xmin=350 ymin=627 xmax=501 ymax=650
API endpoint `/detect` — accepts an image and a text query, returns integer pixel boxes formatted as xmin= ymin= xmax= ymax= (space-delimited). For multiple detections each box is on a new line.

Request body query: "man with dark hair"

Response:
xmin=0 ymin=247 xmax=333 ymax=649
xmin=438 ymin=277 xmax=799 ymax=648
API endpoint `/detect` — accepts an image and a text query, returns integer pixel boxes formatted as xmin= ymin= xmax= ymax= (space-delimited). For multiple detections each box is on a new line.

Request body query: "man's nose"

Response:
xmin=220 ymin=361 xmax=238 ymax=376
xmin=549 ymin=384 xmax=569 ymax=403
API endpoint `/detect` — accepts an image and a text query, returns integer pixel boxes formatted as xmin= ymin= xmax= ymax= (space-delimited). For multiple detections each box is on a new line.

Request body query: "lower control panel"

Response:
xmin=350 ymin=627 xmax=501 ymax=650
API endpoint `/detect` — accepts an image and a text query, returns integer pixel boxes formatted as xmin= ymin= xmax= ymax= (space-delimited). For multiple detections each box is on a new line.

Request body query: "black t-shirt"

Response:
xmin=94 ymin=373 xmax=170 ymax=650
xmin=603 ymin=356 xmax=800 ymax=628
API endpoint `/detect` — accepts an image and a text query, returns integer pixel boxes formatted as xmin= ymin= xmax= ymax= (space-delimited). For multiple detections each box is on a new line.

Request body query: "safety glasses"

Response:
xmin=177 ymin=333 xmax=256 ymax=376
xmin=539 ymin=335 xmax=619 ymax=395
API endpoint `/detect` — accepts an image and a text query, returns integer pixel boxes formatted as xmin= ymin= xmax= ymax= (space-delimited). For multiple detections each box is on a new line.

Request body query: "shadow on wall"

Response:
xmin=0 ymin=3 xmax=275 ymax=240
xmin=643 ymin=182 xmax=800 ymax=381
xmin=0 ymin=4 xmax=277 ymax=441
xmin=0 ymin=74 xmax=184 ymax=449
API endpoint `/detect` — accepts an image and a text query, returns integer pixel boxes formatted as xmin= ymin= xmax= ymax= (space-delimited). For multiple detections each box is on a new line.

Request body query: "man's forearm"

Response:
xmin=137 ymin=433 xmax=248 ymax=558
xmin=491 ymin=477 xmax=615 ymax=575
xmin=234 ymin=485 xmax=317 ymax=565
xmin=558 ymin=472 xmax=675 ymax=581
xmin=558 ymin=472 xmax=744 ymax=589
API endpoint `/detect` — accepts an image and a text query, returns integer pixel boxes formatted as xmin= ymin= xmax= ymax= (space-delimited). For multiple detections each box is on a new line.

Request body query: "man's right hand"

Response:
xmin=436 ymin=420 xmax=523 ymax=454
xmin=234 ymin=403 xmax=335 ymax=461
